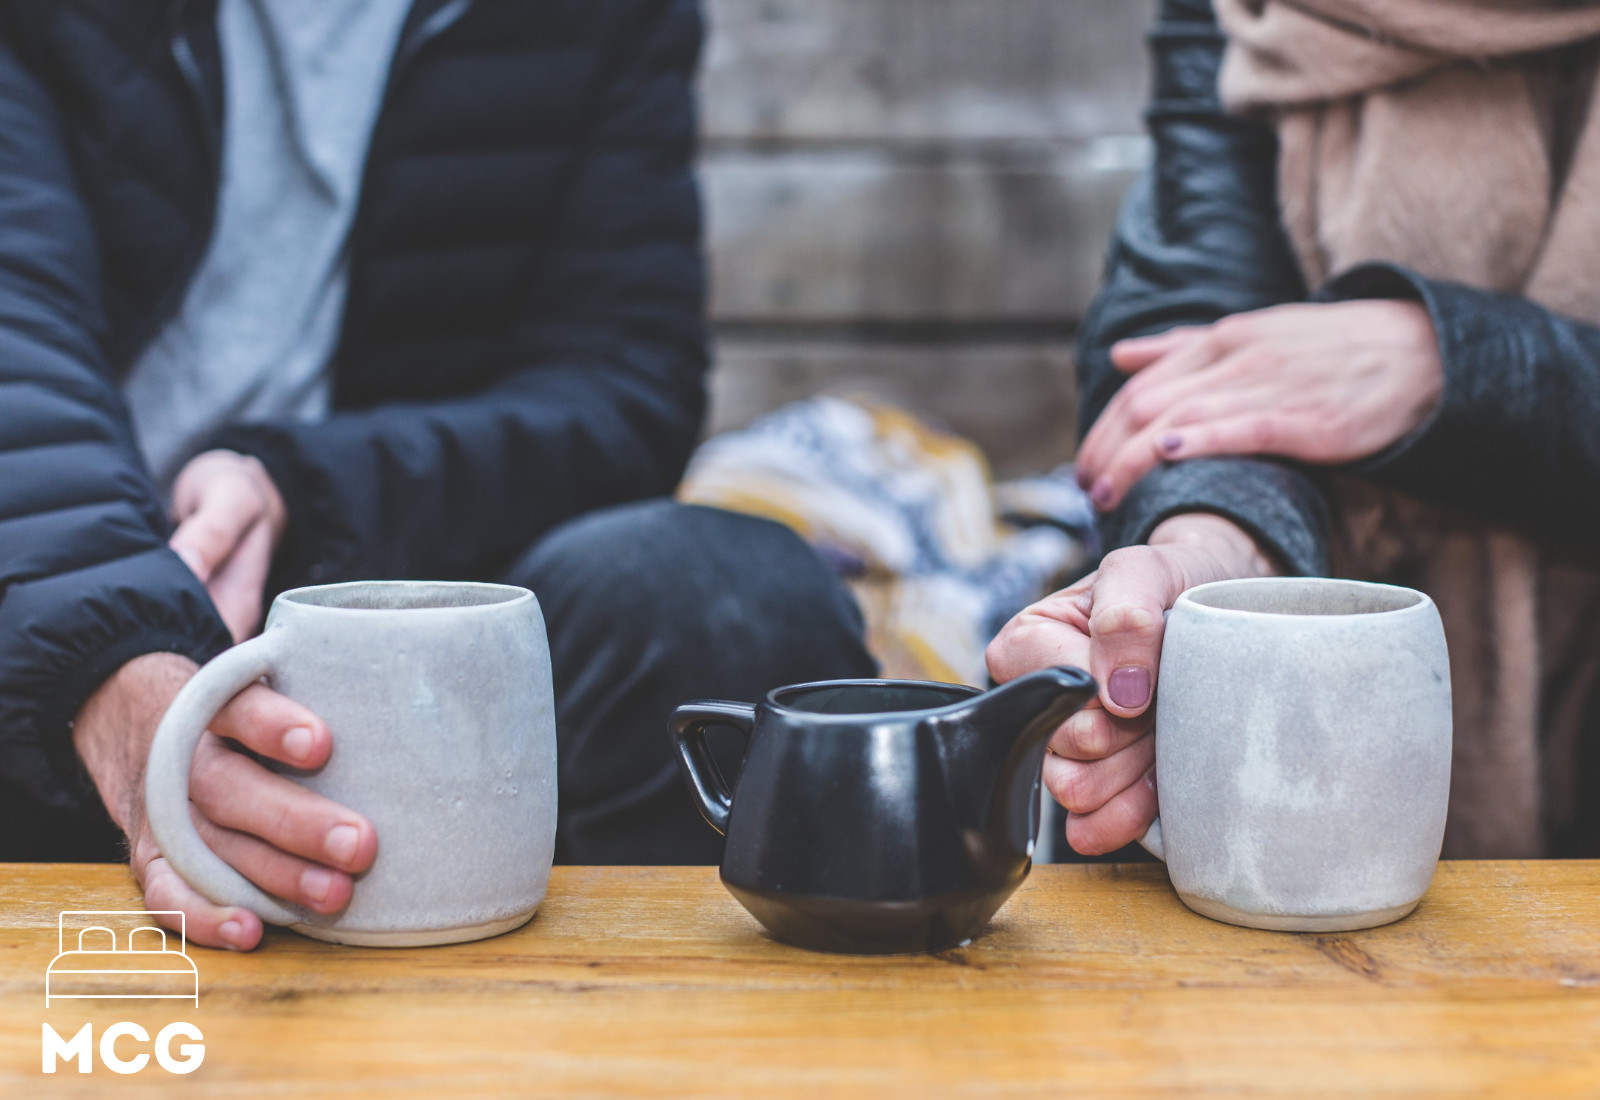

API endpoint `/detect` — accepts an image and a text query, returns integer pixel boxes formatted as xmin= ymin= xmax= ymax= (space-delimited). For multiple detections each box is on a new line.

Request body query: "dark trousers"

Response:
xmin=504 ymin=500 xmax=877 ymax=863
xmin=1 ymin=500 xmax=876 ymax=864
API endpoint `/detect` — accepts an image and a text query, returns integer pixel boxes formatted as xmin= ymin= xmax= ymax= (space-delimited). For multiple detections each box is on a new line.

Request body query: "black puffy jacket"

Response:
xmin=1080 ymin=0 xmax=1600 ymax=853
xmin=0 ymin=0 xmax=706 ymax=857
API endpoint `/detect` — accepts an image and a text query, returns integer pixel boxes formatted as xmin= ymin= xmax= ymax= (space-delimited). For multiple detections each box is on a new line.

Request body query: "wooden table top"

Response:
xmin=2 ymin=861 xmax=1598 ymax=1098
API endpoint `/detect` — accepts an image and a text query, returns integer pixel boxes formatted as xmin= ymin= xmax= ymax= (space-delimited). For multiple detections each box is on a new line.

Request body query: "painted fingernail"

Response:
xmin=1145 ymin=768 xmax=1158 ymax=794
xmin=1159 ymin=433 xmax=1182 ymax=456
xmin=325 ymin=824 xmax=360 ymax=864
xmin=283 ymin=726 xmax=314 ymax=764
xmin=218 ymin=920 xmax=245 ymax=950
xmin=301 ymin=867 xmax=335 ymax=905
xmin=1108 ymin=666 xmax=1151 ymax=710
xmin=1091 ymin=478 xmax=1114 ymax=509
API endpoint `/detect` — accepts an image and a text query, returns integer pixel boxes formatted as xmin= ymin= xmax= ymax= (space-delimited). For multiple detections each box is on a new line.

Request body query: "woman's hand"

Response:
xmin=169 ymin=450 xmax=287 ymax=642
xmin=985 ymin=513 xmax=1277 ymax=856
xmin=1077 ymin=300 xmax=1444 ymax=511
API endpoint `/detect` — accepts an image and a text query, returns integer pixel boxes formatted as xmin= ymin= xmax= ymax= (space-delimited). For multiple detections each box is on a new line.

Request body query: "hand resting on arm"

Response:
xmin=1075 ymin=300 xmax=1444 ymax=512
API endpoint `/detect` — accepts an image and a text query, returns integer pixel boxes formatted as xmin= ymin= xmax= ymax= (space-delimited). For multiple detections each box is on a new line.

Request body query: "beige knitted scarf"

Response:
xmin=1215 ymin=0 xmax=1600 ymax=856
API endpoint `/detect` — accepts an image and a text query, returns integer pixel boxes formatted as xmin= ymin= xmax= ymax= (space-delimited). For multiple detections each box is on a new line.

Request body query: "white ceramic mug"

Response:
xmin=145 ymin=581 xmax=557 ymax=946
xmin=1141 ymin=577 xmax=1452 ymax=932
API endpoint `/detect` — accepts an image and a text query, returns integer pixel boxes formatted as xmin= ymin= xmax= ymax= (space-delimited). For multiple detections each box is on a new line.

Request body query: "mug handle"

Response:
xmin=668 ymin=701 xmax=756 ymax=836
xmin=1138 ymin=816 xmax=1165 ymax=862
xmin=143 ymin=632 xmax=302 ymax=925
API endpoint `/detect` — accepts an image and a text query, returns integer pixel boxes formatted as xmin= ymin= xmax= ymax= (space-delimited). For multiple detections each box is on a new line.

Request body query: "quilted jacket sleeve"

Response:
xmin=0 ymin=33 xmax=232 ymax=812
xmin=1076 ymin=0 xmax=1331 ymax=576
xmin=211 ymin=0 xmax=709 ymax=586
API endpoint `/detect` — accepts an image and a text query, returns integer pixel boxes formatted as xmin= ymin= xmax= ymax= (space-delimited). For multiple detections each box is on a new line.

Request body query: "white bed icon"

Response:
xmin=46 ymin=911 xmax=198 ymax=1007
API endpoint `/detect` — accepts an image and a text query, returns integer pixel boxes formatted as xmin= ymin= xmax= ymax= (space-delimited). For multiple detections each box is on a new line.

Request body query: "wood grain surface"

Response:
xmin=3 ymin=862 xmax=1598 ymax=1098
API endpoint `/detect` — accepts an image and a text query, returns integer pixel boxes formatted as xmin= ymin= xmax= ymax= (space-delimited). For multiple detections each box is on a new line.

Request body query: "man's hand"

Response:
xmin=1076 ymin=300 xmax=1444 ymax=511
xmin=169 ymin=450 xmax=287 ymax=642
xmin=73 ymin=653 xmax=378 ymax=950
xmin=985 ymin=514 xmax=1278 ymax=855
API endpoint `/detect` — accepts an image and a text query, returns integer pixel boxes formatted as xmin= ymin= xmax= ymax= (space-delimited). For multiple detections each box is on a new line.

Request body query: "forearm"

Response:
xmin=1078 ymin=0 xmax=1329 ymax=577
xmin=71 ymin=653 xmax=197 ymax=834
xmin=0 ymin=29 xmax=234 ymax=812
xmin=1326 ymin=263 xmax=1600 ymax=550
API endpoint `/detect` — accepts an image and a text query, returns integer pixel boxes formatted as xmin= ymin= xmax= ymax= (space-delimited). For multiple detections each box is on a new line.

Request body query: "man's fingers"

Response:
xmin=206 ymin=519 xmax=274 ymax=642
xmin=194 ymin=811 xmax=356 ymax=915
xmin=210 ymin=682 xmax=332 ymax=770
xmin=170 ymin=491 xmax=261 ymax=584
xmin=136 ymin=852 xmax=263 ymax=951
xmin=1086 ymin=547 xmax=1185 ymax=718
xmin=189 ymin=736 xmax=377 ymax=874
xmin=1063 ymin=766 xmax=1159 ymax=857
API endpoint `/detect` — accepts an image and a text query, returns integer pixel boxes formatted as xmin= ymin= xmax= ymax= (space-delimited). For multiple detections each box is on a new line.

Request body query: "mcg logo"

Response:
xmin=42 ymin=910 xmax=204 ymax=1075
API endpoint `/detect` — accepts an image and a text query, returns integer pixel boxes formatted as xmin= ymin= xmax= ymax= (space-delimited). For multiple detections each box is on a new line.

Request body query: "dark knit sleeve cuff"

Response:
xmin=1104 ymin=456 xmax=1330 ymax=577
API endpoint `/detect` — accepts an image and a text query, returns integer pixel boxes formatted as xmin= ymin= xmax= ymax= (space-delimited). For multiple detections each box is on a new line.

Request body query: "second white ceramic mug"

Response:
xmin=1141 ymin=577 xmax=1452 ymax=932
xmin=145 ymin=581 xmax=557 ymax=946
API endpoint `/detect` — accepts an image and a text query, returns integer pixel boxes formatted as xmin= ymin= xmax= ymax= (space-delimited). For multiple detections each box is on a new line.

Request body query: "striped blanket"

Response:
xmin=678 ymin=396 xmax=1096 ymax=686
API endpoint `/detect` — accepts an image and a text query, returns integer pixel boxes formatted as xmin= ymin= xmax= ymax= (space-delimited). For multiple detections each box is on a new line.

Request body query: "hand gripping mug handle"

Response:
xmin=143 ymin=632 xmax=302 ymax=925
xmin=668 ymin=701 xmax=756 ymax=835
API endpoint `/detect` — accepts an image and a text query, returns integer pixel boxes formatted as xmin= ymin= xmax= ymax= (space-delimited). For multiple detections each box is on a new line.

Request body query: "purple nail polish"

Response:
xmin=1091 ymin=479 xmax=1114 ymax=509
xmin=1107 ymin=666 xmax=1151 ymax=710
xmin=1159 ymin=433 xmax=1182 ymax=456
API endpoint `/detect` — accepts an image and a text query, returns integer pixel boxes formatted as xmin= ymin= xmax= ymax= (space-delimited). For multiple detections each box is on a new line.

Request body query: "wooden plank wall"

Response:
xmin=698 ymin=0 xmax=1157 ymax=475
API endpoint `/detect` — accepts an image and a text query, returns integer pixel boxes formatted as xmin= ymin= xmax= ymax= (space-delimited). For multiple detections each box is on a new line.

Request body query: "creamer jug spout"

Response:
xmin=936 ymin=666 xmax=1097 ymax=879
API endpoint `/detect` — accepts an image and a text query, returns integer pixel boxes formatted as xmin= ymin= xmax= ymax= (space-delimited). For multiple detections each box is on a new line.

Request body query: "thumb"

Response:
xmin=169 ymin=485 xmax=259 ymax=584
xmin=1085 ymin=546 xmax=1186 ymax=718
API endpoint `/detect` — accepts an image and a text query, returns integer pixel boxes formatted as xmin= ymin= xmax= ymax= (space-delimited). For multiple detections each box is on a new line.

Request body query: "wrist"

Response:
xmin=1147 ymin=513 xmax=1281 ymax=581
xmin=72 ymin=652 xmax=198 ymax=834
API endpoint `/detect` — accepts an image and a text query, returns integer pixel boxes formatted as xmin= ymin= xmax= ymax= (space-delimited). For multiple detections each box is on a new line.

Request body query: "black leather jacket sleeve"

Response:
xmin=1077 ymin=0 xmax=1330 ymax=576
xmin=0 ymin=33 xmax=232 ymax=812
xmin=210 ymin=0 xmax=708 ymax=588
xmin=1091 ymin=0 xmax=1600 ymax=569
xmin=1324 ymin=263 xmax=1600 ymax=554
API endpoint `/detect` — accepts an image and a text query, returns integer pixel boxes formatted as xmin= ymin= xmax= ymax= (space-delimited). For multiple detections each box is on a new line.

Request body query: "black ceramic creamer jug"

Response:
xmin=669 ymin=667 xmax=1096 ymax=954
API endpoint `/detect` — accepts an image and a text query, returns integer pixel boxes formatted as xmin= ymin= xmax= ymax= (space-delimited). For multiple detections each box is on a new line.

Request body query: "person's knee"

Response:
xmin=508 ymin=501 xmax=877 ymax=862
xmin=514 ymin=501 xmax=853 ymax=630
xmin=508 ymin=499 xmax=873 ymax=683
